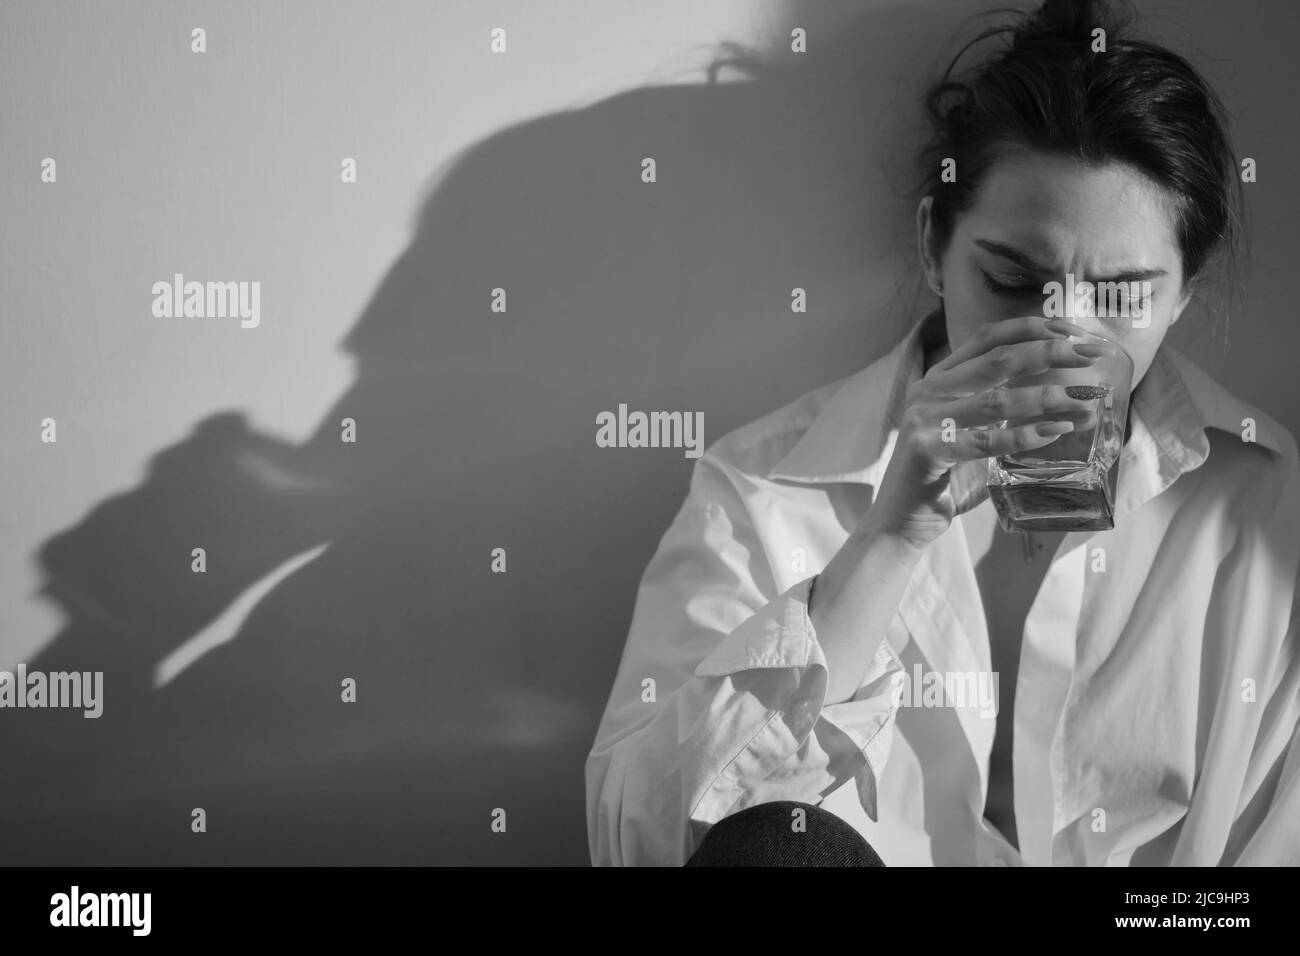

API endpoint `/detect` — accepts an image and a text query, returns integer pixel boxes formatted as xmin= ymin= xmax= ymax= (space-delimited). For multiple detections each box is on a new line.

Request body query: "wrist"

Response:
xmin=853 ymin=512 xmax=929 ymax=564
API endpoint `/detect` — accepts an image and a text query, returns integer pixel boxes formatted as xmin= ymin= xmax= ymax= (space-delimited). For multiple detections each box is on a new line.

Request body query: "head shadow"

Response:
xmin=5 ymin=1 xmax=975 ymax=864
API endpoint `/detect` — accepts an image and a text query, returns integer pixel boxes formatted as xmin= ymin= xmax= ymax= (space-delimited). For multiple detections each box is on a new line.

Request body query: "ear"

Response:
xmin=916 ymin=196 xmax=943 ymax=292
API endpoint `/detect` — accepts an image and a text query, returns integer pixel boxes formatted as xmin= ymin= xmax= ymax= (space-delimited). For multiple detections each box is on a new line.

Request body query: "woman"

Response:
xmin=585 ymin=0 xmax=1300 ymax=866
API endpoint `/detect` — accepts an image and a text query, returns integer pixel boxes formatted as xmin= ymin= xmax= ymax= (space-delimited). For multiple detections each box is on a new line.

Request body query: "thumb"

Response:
xmin=949 ymin=456 xmax=991 ymax=517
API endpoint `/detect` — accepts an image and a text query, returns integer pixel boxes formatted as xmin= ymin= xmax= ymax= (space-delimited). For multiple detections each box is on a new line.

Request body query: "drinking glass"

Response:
xmin=986 ymin=326 xmax=1134 ymax=532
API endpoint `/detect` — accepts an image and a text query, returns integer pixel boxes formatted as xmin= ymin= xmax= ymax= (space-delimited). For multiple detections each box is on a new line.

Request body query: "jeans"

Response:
xmin=684 ymin=800 xmax=886 ymax=866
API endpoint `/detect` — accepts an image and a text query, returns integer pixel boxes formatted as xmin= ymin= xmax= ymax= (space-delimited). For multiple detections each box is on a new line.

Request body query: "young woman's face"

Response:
xmin=918 ymin=150 xmax=1194 ymax=392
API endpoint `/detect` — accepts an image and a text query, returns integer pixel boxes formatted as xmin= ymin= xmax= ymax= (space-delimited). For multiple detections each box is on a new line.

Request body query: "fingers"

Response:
xmin=930 ymin=316 xmax=1062 ymax=374
xmin=944 ymin=337 xmax=1098 ymax=393
xmin=1042 ymin=317 xmax=1094 ymax=339
xmin=895 ymin=316 xmax=1111 ymax=495
xmin=938 ymin=382 xmax=1102 ymax=430
xmin=926 ymin=317 xmax=1098 ymax=395
xmin=912 ymin=418 xmax=1076 ymax=467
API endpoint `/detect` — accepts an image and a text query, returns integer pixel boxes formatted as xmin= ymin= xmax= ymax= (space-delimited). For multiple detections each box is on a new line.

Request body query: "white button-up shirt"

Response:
xmin=585 ymin=311 xmax=1300 ymax=866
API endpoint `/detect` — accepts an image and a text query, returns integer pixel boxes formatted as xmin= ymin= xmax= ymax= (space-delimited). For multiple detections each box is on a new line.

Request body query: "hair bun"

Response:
xmin=1015 ymin=0 xmax=1132 ymax=45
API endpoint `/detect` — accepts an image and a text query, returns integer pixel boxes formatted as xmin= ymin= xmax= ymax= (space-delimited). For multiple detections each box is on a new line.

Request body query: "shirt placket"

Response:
xmin=896 ymin=519 xmax=1001 ymax=862
xmin=1013 ymin=535 xmax=1088 ymax=866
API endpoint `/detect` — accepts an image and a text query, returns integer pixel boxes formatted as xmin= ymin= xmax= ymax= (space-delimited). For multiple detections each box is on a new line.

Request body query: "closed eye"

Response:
xmin=979 ymin=269 xmax=1039 ymax=297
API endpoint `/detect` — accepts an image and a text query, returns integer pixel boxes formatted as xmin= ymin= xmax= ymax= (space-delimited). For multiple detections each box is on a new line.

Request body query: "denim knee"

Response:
xmin=685 ymin=800 xmax=885 ymax=866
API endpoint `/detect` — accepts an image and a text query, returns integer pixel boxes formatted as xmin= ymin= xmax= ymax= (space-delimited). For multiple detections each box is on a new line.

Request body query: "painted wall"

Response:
xmin=2 ymin=0 xmax=1295 ymax=863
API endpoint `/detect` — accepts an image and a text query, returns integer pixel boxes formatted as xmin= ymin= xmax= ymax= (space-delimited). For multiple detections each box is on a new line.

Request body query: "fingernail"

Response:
xmin=1065 ymin=385 xmax=1109 ymax=400
xmin=1035 ymin=421 xmax=1074 ymax=436
xmin=1072 ymin=343 xmax=1108 ymax=358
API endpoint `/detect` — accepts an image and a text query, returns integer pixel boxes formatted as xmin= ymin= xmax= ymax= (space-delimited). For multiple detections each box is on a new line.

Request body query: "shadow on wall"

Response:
xmin=0 ymin=1 xmax=969 ymax=864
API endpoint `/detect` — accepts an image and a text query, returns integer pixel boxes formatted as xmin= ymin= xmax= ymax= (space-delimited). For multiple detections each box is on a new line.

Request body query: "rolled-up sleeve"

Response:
xmin=584 ymin=451 xmax=903 ymax=866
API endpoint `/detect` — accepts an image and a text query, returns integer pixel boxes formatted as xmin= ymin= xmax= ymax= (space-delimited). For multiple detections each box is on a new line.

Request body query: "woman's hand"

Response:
xmin=866 ymin=316 xmax=1102 ymax=552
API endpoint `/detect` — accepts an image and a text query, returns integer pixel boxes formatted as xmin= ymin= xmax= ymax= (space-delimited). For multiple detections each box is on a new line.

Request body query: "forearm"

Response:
xmin=810 ymin=513 xmax=926 ymax=705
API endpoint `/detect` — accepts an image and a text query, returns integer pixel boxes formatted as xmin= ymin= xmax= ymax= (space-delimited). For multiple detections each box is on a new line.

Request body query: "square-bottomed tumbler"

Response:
xmin=986 ymin=326 xmax=1134 ymax=532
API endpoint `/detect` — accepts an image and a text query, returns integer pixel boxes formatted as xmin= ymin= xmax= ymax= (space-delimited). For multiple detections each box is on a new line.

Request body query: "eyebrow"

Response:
xmin=974 ymin=238 xmax=1168 ymax=283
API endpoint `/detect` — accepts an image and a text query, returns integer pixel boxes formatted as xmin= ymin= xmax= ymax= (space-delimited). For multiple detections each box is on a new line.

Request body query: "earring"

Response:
xmin=931 ymin=279 xmax=944 ymax=296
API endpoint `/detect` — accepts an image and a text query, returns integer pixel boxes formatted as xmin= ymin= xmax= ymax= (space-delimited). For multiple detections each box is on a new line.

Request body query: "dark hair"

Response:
xmin=919 ymin=0 xmax=1244 ymax=290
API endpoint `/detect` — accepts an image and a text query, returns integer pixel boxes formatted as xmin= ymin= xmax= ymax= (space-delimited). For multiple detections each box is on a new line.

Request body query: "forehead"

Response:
xmin=960 ymin=149 xmax=1182 ymax=270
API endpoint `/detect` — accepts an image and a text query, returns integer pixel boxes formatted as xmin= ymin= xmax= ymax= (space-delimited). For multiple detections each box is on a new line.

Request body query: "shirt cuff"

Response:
xmin=694 ymin=576 xmax=821 ymax=677
xmin=819 ymin=637 xmax=905 ymax=821
xmin=692 ymin=573 xmax=905 ymax=822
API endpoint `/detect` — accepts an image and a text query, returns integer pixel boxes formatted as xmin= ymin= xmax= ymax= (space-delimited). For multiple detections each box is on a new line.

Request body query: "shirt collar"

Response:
xmin=766 ymin=310 xmax=1286 ymax=515
xmin=765 ymin=309 xmax=938 ymax=488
